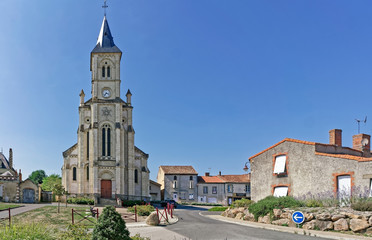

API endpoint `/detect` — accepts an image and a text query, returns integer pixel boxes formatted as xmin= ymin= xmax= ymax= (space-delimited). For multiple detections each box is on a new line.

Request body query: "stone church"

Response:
xmin=62 ymin=15 xmax=150 ymax=202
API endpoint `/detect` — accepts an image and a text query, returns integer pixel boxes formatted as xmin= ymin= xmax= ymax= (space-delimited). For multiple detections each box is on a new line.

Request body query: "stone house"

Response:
xmin=62 ymin=15 xmax=150 ymax=203
xmin=156 ymin=166 xmax=198 ymax=202
xmin=249 ymin=129 xmax=372 ymax=202
xmin=149 ymin=180 xmax=161 ymax=201
xmin=0 ymin=149 xmax=38 ymax=203
xmin=197 ymin=172 xmax=250 ymax=205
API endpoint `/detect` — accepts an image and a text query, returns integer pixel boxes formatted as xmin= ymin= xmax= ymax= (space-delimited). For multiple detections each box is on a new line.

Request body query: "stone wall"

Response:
xmin=222 ymin=207 xmax=372 ymax=235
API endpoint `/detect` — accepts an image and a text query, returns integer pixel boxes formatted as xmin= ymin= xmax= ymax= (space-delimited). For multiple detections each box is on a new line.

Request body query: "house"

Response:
xmin=249 ymin=129 xmax=372 ymax=202
xmin=62 ymin=13 xmax=150 ymax=202
xmin=157 ymin=166 xmax=198 ymax=202
xmin=197 ymin=172 xmax=250 ymax=205
xmin=149 ymin=180 xmax=161 ymax=201
xmin=0 ymin=149 xmax=38 ymax=203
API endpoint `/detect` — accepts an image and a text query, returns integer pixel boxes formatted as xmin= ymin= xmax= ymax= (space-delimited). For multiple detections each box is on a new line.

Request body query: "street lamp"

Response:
xmin=243 ymin=161 xmax=250 ymax=172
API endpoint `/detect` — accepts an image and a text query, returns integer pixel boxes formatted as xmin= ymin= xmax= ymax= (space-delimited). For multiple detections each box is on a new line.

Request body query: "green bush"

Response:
xmin=0 ymin=223 xmax=55 ymax=240
xmin=208 ymin=206 xmax=228 ymax=211
xmin=128 ymin=205 xmax=154 ymax=216
xmin=67 ymin=197 xmax=94 ymax=205
xmin=248 ymin=196 xmax=304 ymax=221
xmin=351 ymin=201 xmax=372 ymax=211
xmin=184 ymin=202 xmax=222 ymax=206
xmin=303 ymin=199 xmax=324 ymax=207
xmin=131 ymin=234 xmax=151 ymax=240
xmin=122 ymin=200 xmax=144 ymax=207
xmin=93 ymin=206 xmax=130 ymax=240
xmin=231 ymin=198 xmax=254 ymax=208
xmin=57 ymin=224 xmax=91 ymax=240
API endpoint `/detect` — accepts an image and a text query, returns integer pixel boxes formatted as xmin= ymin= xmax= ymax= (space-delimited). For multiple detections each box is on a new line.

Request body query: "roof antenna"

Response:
xmin=102 ymin=0 xmax=108 ymax=17
xmin=355 ymin=116 xmax=367 ymax=134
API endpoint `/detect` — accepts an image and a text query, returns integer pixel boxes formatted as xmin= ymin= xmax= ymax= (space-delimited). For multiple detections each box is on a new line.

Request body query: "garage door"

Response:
xmin=23 ymin=189 xmax=35 ymax=203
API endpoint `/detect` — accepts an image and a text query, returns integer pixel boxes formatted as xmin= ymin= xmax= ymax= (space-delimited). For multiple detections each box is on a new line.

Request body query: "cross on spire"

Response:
xmin=102 ymin=0 xmax=108 ymax=16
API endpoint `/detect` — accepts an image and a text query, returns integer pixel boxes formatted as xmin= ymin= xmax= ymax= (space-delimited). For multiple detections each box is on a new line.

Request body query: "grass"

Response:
xmin=0 ymin=203 xmax=22 ymax=211
xmin=12 ymin=206 xmax=97 ymax=228
xmin=208 ymin=206 xmax=228 ymax=211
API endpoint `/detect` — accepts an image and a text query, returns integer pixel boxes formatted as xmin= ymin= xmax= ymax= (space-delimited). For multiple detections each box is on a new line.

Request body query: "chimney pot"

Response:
xmin=9 ymin=148 xmax=13 ymax=169
xmin=329 ymin=129 xmax=342 ymax=146
xmin=205 ymin=172 xmax=210 ymax=176
xmin=219 ymin=171 xmax=221 ymax=176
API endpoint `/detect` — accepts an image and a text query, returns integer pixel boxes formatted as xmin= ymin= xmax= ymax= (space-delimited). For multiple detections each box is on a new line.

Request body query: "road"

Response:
xmin=165 ymin=205 xmax=328 ymax=240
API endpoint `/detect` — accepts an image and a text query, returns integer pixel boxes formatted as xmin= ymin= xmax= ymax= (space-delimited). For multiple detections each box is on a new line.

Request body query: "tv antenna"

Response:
xmin=355 ymin=116 xmax=367 ymax=134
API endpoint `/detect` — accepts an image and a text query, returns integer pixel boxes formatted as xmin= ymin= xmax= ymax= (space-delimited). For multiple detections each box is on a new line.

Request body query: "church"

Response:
xmin=62 ymin=12 xmax=150 ymax=203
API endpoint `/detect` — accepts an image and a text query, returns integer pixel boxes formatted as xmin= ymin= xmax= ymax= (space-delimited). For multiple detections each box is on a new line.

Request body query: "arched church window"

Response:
xmin=135 ymin=169 xmax=138 ymax=183
xmin=87 ymin=132 xmax=89 ymax=160
xmin=102 ymin=66 xmax=105 ymax=77
xmin=174 ymin=176 xmax=177 ymax=180
xmin=102 ymin=124 xmax=111 ymax=157
xmin=73 ymin=167 xmax=77 ymax=181
xmin=107 ymin=66 xmax=110 ymax=78
xmin=87 ymin=166 xmax=89 ymax=180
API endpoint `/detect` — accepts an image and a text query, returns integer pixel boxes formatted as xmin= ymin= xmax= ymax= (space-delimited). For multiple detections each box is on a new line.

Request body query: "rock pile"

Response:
xmin=222 ymin=207 xmax=372 ymax=234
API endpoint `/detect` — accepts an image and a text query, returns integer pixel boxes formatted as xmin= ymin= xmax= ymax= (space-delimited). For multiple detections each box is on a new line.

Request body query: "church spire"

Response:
xmin=91 ymin=16 xmax=121 ymax=53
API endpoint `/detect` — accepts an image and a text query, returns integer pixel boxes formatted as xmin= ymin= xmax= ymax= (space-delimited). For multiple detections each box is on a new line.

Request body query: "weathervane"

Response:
xmin=102 ymin=0 xmax=108 ymax=16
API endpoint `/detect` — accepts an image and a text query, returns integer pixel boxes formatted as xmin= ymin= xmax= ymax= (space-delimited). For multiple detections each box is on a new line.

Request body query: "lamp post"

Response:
xmin=243 ymin=161 xmax=250 ymax=172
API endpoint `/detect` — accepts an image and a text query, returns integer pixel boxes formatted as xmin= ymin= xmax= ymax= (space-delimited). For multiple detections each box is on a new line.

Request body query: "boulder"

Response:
xmin=146 ymin=212 xmax=160 ymax=226
xmin=303 ymin=220 xmax=316 ymax=230
xmin=304 ymin=213 xmax=314 ymax=222
xmin=333 ymin=218 xmax=349 ymax=231
xmin=243 ymin=213 xmax=255 ymax=222
xmin=315 ymin=220 xmax=333 ymax=231
xmin=272 ymin=218 xmax=289 ymax=226
xmin=316 ymin=213 xmax=332 ymax=221
xmin=331 ymin=214 xmax=345 ymax=222
xmin=366 ymin=227 xmax=372 ymax=235
xmin=258 ymin=215 xmax=271 ymax=224
xmin=221 ymin=211 xmax=227 ymax=217
xmin=237 ymin=207 xmax=245 ymax=213
xmin=235 ymin=212 xmax=244 ymax=220
xmin=273 ymin=209 xmax=282 ymax=218
xmin=350 ymin=219 xmax=370 ymax=232
xmin=280 ymin=212 xmax=291 ymax=219
xmin=369 ymin=216 xmax=372 ymax=225
xmin=227 ymin=211 xmax=236 ymax=218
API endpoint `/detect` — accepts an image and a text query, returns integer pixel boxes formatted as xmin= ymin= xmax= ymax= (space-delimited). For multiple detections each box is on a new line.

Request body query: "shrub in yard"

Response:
xmin=303 ymin=199 xmax=324 ymax=207
xmin=248 ymin=196 xmax=304 ymax=221
xmin=67 ymin=197 xmax=94 ymax=205
xmin=208 ymin=206 xmax=228 ymax=211
xmin=0 ymin=223 xmax=54 ymax=240
xmin=231 ymin=198 xmax=254 ymax=208
xmin=131 ymin=234 xmax=151 ymax=240
xmin=122 ymin=200 xmax=143 ymax=207
xmin=92 ymin=206 xmax=130 ymax=240
xmin=57 ymin=224 xmax=91 ymax=240
xmin=128 ymin=205 xmax=155 ymax=216
xmin=351 ymin=201 xmax=372 ymax=211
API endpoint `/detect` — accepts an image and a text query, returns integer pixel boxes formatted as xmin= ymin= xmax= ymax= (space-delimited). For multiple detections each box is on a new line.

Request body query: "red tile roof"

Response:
xmin=315 ymin=152 xmax=372 ymax=162
xmin=198 ymin=176 xmax=224 ymax=183
xmin=198 ymin=174 xmax=250 ymax=183
xmin=159 ymin=166 xmax=198 ymax=175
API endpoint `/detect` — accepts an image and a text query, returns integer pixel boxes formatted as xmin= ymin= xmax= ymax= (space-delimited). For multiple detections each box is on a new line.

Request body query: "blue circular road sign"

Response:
xmin=292 ymin=211 xmax=305 ymax=224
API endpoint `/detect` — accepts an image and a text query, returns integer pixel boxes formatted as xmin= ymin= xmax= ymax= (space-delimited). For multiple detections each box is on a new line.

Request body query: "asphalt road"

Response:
xmin=165 ymin=205 xmax=328 ymax=240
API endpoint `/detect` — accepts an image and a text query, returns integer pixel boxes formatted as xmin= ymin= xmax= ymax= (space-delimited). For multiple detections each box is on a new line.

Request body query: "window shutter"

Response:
xmin=273 ymin=155 xmax=286 ymax=174
xmin=273 ymin=186 xmax=288 ymax=197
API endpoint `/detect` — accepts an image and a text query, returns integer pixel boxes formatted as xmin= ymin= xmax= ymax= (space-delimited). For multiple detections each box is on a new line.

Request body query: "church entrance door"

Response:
xmin=101 ymin=180 xmax=112 ymax=199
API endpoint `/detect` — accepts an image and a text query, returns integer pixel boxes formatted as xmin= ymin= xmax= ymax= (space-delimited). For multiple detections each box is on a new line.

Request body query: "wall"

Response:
xmin=163 ymin=174 xmax=197 ymax=201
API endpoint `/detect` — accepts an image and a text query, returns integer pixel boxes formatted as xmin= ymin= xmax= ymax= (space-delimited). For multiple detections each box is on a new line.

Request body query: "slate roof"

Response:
xmin=198 ymin=174 xmax=250 ymax=183
xmin=150 ymin=180 xmax=161 ymax=187
xmin=92 ymin=16 xmax=121 ymax=53
xmin=159 ymin=166 xmax=198 ymax=175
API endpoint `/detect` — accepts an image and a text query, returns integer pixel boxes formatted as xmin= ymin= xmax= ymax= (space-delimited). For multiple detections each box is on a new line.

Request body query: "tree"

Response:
xmin=28 ymin=170 xmax=47 ymax=184
xmin=41 ymin=174 xmax=61 ymax=191
xmin=52 ymin=183 xmax=66 ymax=213
xmin=92 ymin=206 xmax=130 ymax=240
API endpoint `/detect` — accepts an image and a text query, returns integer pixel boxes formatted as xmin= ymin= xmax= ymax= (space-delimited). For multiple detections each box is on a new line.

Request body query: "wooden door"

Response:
xmin=101 ymin=180 xmax=112 ymax=199
xmin=23 ymin=189 xmax=35 ymax=203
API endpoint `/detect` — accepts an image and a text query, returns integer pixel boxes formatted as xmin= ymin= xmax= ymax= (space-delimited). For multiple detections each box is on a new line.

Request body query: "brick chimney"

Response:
xmin=329 ymin=129 xmax=342 ymax=146
xmin=219 ymin=171 xmax=221 ymax=176
xmin=9 ymin=148 xmax=13 ymax=169
xmin=19 ymin=169 xmax=22 ymax=182
xmin=205 ymin=172 xmax=210 ymax=176
xmin=352 ymin=133 xmax=370 ymax=152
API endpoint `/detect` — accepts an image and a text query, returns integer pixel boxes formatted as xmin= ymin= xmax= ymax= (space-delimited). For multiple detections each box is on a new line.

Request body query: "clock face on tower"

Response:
xmin=102 ymin=89 xmax=111 ymax=98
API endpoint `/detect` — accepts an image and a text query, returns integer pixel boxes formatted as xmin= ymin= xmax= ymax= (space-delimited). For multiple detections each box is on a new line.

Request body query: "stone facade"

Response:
xmin=197 ymin=173 xmax=250 ymax=205
xmin=62 ymin=16 xmax=150 ymax=202
xmin=149 ymin=180 xmax=161 ymax=201
xmin=157 ymin=166 xmax=198 ymax=202
xmin=250 ymin=129 xmax=372 ymax=202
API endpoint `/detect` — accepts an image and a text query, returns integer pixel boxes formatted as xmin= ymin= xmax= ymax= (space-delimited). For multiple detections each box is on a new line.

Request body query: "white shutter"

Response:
xmin=273 ymin=186 xmax=288 ymax=197
xmin=338 ymin=175 xmax=351 ymax=198
xmin=273 ymin=155 xmax=286 ymax=174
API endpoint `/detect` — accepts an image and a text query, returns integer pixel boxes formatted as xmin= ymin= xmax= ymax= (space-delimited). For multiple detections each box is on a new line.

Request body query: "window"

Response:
xmin=102 ymin=66 xmax=105 ymax=77
xmin=189 ymin=176 xmax=193 ymax=180
xmin=102 ymin=124 xmax=111 ymax=157
xmin=174 ymin=176 xmax=177 ymax=180
xmin=173 ymin=180 xmax=177 ymax=188
xmin=189 ymin=194 xmax=194 ymax=200
xmin=135 ymin=169 xmax=138 ymax=183
xmin=189 ymin=181 xmax=193 ymax=189
xmin=72 ymin=167 xmax=77 ymax=181
xmin=212 ymin=186 xmax=217 ymax=194
xmin=227 ymin=185 xmax=233 ymax=193
xmin=273 ymin=186 xmax=288 ymax=197
xmin=337 ymin=175 xmax=351 ymax=200
xmin=87 ymin=132 xmax=89 ymax=160
xmin=245 ymin=184 xmax=251 ymax=193
xmin=273 ymin=155 xmax=286 ymax=174
xmin=107 ymin=66 xmax=110 ymax=77
xmin=203 ymin=186 xmax=208 ymax=194
xmin=86 ymin=166 xmax=89 ymax=180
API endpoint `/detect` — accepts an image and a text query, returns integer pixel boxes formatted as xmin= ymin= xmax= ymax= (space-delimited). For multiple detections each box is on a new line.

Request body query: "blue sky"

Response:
xmin=1 ymin=0 xmax=372 ymax=180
